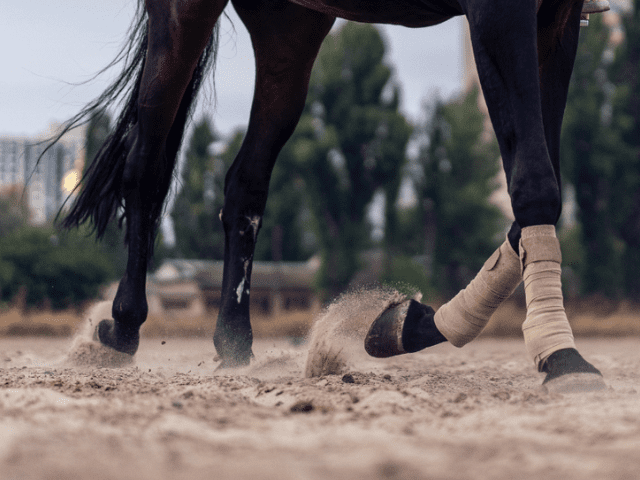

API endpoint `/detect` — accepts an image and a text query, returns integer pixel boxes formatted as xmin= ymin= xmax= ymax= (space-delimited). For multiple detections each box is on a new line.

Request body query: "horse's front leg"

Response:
xmin=368 ymin=0 xmax=605 ymax=392
xmin=467 ymin=0 xmax=604 ymax=391
xmin=214 ymin=0 xmax=334 ymax=367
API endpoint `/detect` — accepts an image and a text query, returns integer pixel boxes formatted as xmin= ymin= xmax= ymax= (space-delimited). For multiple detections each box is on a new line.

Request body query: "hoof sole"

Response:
xmin=544 ymin=373 xmax=607 ymax=394
xmin=364 ymin=300 xmax=409 ymax=358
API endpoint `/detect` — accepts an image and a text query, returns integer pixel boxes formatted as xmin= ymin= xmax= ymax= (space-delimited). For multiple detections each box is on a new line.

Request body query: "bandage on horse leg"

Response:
xmin=519 ymin=225 xmax=605 ymax=392
xmin=519 ymin=225 xmax=576 ymax=369
xmin=434 ymin=239 xmax=522 ymax=348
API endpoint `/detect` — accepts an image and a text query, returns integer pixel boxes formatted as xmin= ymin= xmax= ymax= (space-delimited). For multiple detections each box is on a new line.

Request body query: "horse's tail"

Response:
xmin=56 ymin=0 xmax=219 ymax=242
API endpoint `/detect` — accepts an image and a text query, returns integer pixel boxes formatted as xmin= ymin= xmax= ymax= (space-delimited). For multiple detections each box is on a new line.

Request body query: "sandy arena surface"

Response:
xmin=1 ymin=330 xmax=639 ymax=480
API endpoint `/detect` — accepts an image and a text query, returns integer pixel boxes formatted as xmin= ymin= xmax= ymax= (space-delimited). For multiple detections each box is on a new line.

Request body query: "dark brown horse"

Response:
xmin=56 ymin=0 xmax=608 ymax=389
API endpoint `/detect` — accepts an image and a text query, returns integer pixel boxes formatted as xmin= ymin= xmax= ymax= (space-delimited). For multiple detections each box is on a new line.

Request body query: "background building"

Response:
xmin=0 ymin=124 xmax=84 ymax=224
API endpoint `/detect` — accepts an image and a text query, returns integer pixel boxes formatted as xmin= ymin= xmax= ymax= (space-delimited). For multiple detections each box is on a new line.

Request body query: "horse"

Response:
xmin=55 ymin=0 xmax=608 ymax=392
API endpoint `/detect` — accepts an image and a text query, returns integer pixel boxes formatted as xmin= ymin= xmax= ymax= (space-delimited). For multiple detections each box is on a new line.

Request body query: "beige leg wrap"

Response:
xmin=434 ymin=239 xmax=522 ymax=348
xmin=520 ymin=225 xmax=576 ymax=371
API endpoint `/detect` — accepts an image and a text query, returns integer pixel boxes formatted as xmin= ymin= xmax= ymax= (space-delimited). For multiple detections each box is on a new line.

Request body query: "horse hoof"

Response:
xmin=95 ymin=319 xmax=139 ymax=356
xmin=364 ymin=300 xmax=410 ymax=358
xmin=542 ymin=348 xmax=606 ymax=393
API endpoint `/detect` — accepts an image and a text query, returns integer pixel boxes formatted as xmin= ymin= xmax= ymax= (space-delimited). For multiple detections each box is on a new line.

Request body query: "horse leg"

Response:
xmin=526 ymin=0 xmax=605 ymax=390
xmin=365 ymin=215 xmax=522 ymax=358
xmin=97 ymin=0 xmax=226 ymax=354
xmin=214 ymin=0 xmax=334 ymax=367
xmin=466 ymin=0 xmax=603 ymax=391
xmin=368 ymin=0 xmax=605 ymax=391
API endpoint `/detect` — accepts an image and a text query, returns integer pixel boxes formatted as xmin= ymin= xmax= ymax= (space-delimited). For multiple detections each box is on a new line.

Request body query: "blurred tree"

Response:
xmin=410 ymin=88 xmax=503 ymax=297
xmin=0 ymin=187 xmax=29 ymax=301
xmin=607 ymin=3 xmax=640 ymax=297
xmin=282 ymin=22 xmax=412 ymax=297
xmin=0 ymin=226 xmax=115 ymax=310
xmin=171 ymin=119 xmax=313 ymax=262
xmin=0 ymin=186 xmax=29 ymax=237
xmin=561 ymin=14 xmax=637 ymax=298
xmin=252 ymin=132 xmax=316 ymax=263
xmin=171 ymin=117 xmax=222 ymax=259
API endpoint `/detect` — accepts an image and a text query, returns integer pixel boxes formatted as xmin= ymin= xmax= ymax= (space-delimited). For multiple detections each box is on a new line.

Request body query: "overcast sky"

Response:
xmin=1 ymin=0 xmax=464 ymax=139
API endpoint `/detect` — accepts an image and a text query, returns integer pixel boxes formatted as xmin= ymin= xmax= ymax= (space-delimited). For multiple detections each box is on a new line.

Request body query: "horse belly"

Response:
xmin=287 ymin=0 xmax=463 ymax=27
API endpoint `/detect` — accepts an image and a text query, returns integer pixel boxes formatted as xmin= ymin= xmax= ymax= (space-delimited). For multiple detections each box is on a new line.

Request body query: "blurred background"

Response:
xmin=1 ymin=1 xmax=639 ymax=340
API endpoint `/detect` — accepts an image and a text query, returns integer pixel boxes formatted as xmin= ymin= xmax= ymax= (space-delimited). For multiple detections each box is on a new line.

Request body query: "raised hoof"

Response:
xmin=94 ymin=319 xmax=139 ymax=356
xmin=542 ymin=348 xmax=606 ymax=394
xmin=582 ymin=0 xmax=610 ymax=14
xmin=364 ymin=300 xmax=410 ymax=358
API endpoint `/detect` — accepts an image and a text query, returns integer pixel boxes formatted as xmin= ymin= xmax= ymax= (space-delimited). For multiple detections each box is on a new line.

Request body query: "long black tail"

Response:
xmin=55 ymin=0 xmax=219 ymax=242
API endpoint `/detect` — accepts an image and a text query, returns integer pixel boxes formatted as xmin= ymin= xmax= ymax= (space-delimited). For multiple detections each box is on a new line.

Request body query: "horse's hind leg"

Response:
xmin=213 ymin=0 xmax=334 ymax=367
xmin=97 ymin=0 xmax=227 ymax=355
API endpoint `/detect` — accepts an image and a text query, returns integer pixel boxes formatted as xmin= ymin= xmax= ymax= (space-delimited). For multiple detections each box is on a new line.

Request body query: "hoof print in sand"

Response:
xmin=65 ymin=340 xmax=134 ymax=368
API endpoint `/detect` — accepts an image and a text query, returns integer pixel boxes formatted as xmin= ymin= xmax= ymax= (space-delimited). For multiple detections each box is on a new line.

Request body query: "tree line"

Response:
xmin=170 ymin=22 xmax=506 ymax=301
xmin=2 ymin=12 xmax=640 ymax=310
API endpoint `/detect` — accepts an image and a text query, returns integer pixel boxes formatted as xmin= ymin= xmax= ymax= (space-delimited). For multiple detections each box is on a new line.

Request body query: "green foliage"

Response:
xmin=171 ymin=117 xmax=223 ymax=259
xmin=253 ymin=133 xmax=316 ymax=262
xmin=281 ymin=22 xmax=412 ymax=297
xmin=411 ymin=88 xmax=503 ymax=297
xmin=561 ymin=10 xmax=640 ymax=298
xmin=0 ymin=226 xmax=115 ymax=310
xmin=0 ymin=187 xmax=30 ymax=237
xmin=380 ymin=255 xmax=436 ymax=301
xmin=171 ymin=115 xmax=315 ymax=263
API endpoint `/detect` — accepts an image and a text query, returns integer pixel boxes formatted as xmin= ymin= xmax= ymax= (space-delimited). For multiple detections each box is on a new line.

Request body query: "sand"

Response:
xmin=1 ymin=297 xmax=640 ymax=479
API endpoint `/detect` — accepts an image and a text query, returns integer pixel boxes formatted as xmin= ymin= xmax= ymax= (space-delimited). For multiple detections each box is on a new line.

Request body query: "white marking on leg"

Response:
xmin=236 ymin=278 xmax=245 ymax=304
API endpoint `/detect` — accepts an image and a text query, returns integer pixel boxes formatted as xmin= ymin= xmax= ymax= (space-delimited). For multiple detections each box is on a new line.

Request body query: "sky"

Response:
xmin=1 ymin=0 xmax=464 ymax=139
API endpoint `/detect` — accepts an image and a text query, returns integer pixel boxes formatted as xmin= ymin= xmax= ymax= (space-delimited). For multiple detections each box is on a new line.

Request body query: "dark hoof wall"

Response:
xmin=95 ymin=319 xmax=139 ymax=356
xmin=542 ymin=348 xmax=606 ymax=394
xmin=364 ymin=300 xmax=410 ymax=358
